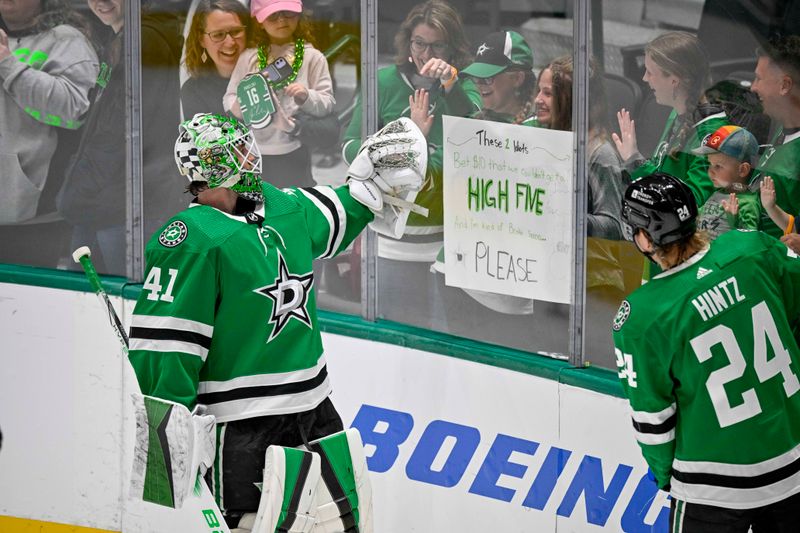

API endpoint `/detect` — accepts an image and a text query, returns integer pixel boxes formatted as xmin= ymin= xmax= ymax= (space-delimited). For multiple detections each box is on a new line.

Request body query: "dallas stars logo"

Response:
xmin=159 ymin=220 xmax=188 ymax=248
xmin=612 ymin=300 xmax=630 ymax=331
xmin=254 ymin=252 xmax=314 ymax=342
xmin=476 ymin=42 xmax=490 ymax=56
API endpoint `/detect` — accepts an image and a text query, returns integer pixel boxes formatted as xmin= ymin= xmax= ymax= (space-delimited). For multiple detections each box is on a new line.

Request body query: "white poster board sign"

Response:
xmin=443 ymin=116 xmax=574 ymax=304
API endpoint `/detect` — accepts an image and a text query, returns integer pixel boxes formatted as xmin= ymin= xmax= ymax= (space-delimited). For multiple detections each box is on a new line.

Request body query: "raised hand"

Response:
xmin=760 ymin=175 xmax=776 ymax=209
xmin=0 ymin=30 xmax=10 ymax=62
xmin=611 ymin=108 xmax=639 ymax=161
xmin=409 ymin=88 xmax=433 ymax=137
xmin=781 ymin=233 xmax=800 ymax=253
xmin=721 ymin=193 xmax=739 ymax=216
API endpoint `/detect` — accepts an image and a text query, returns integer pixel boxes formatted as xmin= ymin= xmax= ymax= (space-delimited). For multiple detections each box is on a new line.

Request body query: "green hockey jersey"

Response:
xmin=752 ymin=129 xmax=800 ymax=238
xmin=128 ymin=182 xmax=373 ymax=423
xmin=612 ymin=230 xmax=800 ymax=509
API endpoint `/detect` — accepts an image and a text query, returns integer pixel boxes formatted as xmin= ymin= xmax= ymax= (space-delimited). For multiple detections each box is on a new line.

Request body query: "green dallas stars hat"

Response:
xmin=462 ymin=30 xmax=534 ymax=78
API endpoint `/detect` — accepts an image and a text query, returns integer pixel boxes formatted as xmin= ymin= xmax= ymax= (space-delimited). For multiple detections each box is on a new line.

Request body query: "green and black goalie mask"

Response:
xmin=174 ymin=113 xmax=263 ymax=202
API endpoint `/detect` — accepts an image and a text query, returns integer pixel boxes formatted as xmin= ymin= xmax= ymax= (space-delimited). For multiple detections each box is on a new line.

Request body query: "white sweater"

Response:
xmin=223 ymin=42 xmax=334 ymax=155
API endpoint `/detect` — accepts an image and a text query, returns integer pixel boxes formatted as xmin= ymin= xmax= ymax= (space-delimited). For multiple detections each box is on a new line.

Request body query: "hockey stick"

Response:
xmin=72 ymin=246 xmax=129 ymax=355
xmin=72 ymin=246 xmax=231 ymax=533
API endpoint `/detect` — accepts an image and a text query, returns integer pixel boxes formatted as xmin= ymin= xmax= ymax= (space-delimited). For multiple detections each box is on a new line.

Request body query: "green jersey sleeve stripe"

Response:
xmin=130 ymin=339 xmax=209 ymax=360
xmin=131 ymin=315 xmax=214 ymax=337
xmin=631 ymin=402 xmax=677 ymax=424
xmin=634 ymin=427 xmax=675 ymax=446
xmin=299 ymin=186 xmax=345 ymax=259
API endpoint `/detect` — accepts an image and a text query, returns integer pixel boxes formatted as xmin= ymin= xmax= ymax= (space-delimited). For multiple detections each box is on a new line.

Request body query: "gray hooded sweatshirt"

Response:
xmin=0 ymin=23 xmax=98 ymax=223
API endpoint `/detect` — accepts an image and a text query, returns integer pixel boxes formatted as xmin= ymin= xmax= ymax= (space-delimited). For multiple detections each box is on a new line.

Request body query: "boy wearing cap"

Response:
xmin=692 ymin=125 xmax=761 ymax=239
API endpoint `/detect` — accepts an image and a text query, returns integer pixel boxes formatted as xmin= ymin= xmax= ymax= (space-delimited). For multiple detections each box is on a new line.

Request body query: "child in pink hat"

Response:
xmin=223 ymin=0 xmax=333 ymax=189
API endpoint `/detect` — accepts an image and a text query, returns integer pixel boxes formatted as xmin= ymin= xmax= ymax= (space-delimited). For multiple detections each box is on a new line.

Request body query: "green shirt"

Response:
xmin=613 ymin=230 xmax=800 ymax=508
xmin=128 ymin=183 xmax=373 ymax=422
xmin=752 ymin=129 xmax=800 ymax=238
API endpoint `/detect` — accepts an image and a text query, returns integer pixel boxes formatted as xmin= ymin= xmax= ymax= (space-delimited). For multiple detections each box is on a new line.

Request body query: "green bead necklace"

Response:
xmin=257 ymin=39 xmax=304 ymax=90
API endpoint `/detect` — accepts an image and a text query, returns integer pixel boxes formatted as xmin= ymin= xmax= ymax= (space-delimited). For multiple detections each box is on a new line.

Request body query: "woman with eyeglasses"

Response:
xmin=340 ymin=0 xmax=481 ymax=330
xmin=223 ymin=0 xmax=332 ymax=189
xmin=182 ymin=0 xmax=250 ymax=120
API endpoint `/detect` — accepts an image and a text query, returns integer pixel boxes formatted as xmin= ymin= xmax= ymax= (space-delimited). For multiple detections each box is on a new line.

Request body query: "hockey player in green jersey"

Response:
xmin=614 ymin=172 xmax=800 ymax=532
xmin=128 ymin=113 xmax=428 ymax=531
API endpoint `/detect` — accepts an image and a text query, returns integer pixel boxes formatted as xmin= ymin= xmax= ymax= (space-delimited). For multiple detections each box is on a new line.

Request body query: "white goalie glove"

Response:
xmin=347 ymin=117 xmax=429 ymax=238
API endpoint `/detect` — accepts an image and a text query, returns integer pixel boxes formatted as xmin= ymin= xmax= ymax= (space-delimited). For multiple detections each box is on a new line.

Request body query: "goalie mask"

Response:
xmin=174 ymin=113 xmax=263 ymax=202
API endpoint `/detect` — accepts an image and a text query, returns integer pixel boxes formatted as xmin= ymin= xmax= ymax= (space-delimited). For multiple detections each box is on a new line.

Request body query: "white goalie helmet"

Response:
xmin=174 ymin=113 xmax=264 ymax=202
xmin=347 ymin=117 xmax=429 ymax=238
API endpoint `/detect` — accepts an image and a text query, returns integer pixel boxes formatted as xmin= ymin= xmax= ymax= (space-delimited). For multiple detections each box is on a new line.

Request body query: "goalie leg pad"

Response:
xmin=129 ymin=393 xmax=216 ymax=509
xmin=308 ymin=429 xmax=374 ymax=533
xmin=251 ymin=445 xmax=321 ymax=533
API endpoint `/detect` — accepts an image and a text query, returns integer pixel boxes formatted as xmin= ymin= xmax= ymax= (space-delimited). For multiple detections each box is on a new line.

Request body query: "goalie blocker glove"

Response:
xmin=347 ymin=117 xmax=429 ymax=238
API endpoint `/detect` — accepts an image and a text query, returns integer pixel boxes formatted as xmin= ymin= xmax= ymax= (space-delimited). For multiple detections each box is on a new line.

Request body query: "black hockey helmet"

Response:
xmin=621 ymin=172 xmax=698 ymax=247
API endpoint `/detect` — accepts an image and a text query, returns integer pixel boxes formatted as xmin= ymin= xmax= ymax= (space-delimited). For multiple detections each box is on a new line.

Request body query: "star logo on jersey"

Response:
xmin=612 ymin=300 xmax=630 ymax=331
xmin=254 ymin=252 xmax=314 ymax=342
xmin=159 ymin=220 xmax=188 ymax=248
xmin=696 ymin=266 xmax=713 ymax=279
xmin=476 ymin=42 xmax=490 ymax=56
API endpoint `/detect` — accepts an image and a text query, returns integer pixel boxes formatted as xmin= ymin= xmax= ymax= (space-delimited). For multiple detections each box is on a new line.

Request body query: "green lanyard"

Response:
xmin=257 ymin=39 xmax=304 ymax=90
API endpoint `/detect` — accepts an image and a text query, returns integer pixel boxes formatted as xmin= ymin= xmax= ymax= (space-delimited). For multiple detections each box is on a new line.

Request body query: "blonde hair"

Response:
xmin=645 ymin=31 xmax=711 ymax=114
xmin=656 ymin=230 xmax=709 ymax=269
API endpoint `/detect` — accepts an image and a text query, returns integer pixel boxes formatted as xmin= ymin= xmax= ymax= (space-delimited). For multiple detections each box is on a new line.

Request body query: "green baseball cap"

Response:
xmin=462 ymin=30 xmax=534 ymax=78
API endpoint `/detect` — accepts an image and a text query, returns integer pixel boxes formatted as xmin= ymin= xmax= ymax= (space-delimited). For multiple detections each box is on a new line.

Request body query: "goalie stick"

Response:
xmin=72 ymin=246 xmax=231 ymax=533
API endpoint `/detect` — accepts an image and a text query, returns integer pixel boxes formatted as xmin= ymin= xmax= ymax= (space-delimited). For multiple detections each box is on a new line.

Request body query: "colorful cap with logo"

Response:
xmin=251 ymin=0 xmax=302 ymax=23
xmin=692 ymin=125 xmax=759 ymax=165
xmin=461 ymin=30 xmax=534 ymax=78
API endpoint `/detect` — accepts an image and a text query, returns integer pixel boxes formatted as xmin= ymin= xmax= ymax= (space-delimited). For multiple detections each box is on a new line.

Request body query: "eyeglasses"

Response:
xmin=204 ymin=26 xmax=246 ymax=43
xmin=266 ymin=10 xmax=301 ymax=22
xmin=410 ymin=38 xmax=450 ymax=55
xmin=473 ymin=75 xmax=497 ymax=86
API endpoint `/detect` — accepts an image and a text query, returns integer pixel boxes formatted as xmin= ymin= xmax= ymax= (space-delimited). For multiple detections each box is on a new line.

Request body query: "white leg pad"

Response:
xmin=308 ymin=429 xmax=374 ymax=533
xmin=129 ymin=393 xmax=216 ymax=509
xmin=252 ymin=446 xmax=321 ymax=533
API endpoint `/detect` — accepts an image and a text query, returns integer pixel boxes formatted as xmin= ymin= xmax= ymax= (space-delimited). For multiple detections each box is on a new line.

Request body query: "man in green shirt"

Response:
xmin=614 ymin=172 xmax=800 ymax=532
xmin=750 ymin=35 xmax=800 ymax=238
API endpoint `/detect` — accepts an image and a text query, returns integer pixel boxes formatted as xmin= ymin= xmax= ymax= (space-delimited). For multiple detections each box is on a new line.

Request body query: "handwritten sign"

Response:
xmin=443 ymin=116 xmax=573 ymax=304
